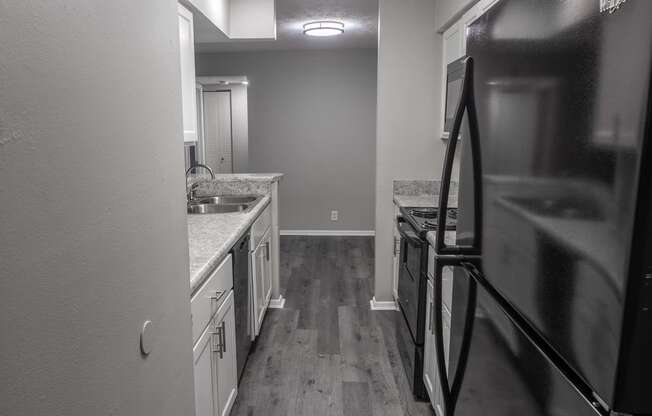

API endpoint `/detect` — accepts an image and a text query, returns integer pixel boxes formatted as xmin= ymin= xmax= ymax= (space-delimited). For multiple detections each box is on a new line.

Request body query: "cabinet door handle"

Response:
xmin=210 ymin=290 xmax=224 ymax=313
xmin=429 ymin=300 xmax=434 ymax=333
xmin=210 ymin=290 xmax=224 ymax=301
xmin=211 ymin=326 xmax=224 ymax=359
xmin=265 ymin=241 xmax=270 ymax=261
xmin=220 ymin=321 xmax=226 ymax=354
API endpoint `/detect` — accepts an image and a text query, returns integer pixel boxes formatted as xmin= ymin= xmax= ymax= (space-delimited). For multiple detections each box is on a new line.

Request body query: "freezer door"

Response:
xmin=463 ymin=0 xmax=652 ymax=408
xmin=439 ymin=265 xmax=602 ymax=416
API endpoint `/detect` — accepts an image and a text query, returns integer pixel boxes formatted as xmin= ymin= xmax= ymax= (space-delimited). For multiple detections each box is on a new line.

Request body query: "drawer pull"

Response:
xmin=211 ymin=321 xmax=225 ymax=359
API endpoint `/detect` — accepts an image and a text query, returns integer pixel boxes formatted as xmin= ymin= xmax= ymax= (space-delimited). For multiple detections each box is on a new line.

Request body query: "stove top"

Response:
xmin=400 ymin=206 xmax=458 ymax=237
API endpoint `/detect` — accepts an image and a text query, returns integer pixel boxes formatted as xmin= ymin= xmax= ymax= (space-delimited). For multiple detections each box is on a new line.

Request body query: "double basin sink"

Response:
xmin=187 ymin=195 xmax=262 ymax=215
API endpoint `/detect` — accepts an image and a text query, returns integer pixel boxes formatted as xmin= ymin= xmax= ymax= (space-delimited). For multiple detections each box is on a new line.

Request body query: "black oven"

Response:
xmin=442 ymin=57 xmax=466 ymax=140
xmin=396 ymin=217 xmax=428 ymax=344
xmin=395 ymin=216 xmax=429 ymax=400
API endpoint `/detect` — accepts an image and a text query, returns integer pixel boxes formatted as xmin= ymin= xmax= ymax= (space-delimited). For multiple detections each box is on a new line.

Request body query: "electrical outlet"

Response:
xmin=330 ymin=210 xmax=339 ymax=221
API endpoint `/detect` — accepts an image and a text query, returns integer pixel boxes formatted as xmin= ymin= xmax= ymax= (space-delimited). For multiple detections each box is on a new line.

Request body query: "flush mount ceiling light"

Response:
xmin=303 ymin=21 xmax=344 ymax=37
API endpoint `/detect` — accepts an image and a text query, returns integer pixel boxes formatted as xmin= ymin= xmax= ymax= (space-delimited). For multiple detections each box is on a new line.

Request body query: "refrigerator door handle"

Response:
xmin=435 ymin=56 xmax=483 ymax=257
xmin=433 ymin=258 xmax=478 ymax=416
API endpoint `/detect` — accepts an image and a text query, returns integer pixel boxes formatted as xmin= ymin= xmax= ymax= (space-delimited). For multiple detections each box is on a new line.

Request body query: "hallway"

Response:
xmin=231 ymin=236 xmax=432 ymax=416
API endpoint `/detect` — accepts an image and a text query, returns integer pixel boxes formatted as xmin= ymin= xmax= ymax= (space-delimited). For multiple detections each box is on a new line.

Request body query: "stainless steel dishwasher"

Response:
xmin=231 ymin=231 xmax=252 ymax=382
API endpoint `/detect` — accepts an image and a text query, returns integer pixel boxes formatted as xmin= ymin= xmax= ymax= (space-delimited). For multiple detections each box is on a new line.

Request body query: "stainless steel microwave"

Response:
xmin=442 ymin=57 xmax=466 ymax=140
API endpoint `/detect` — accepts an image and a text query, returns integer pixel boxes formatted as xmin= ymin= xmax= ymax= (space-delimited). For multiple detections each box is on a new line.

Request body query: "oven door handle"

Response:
xmin=396 ymin=218 xmax=423 ymax=246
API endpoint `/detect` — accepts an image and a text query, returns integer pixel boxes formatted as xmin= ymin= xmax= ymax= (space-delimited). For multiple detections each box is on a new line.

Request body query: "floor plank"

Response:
xmin=343 ymin=381 xmax=373 ymax=416
xmin=231 ymin=236 xmax=433 ymax=416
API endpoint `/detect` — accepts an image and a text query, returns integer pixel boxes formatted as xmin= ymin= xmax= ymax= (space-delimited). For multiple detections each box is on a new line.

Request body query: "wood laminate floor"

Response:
xmin=231 ymin=236 xmax=433 ymax=416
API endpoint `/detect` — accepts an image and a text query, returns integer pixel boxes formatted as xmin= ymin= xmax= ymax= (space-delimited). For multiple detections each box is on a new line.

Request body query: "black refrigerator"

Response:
xmin=432 ymin=1 xmax=652 ymax=415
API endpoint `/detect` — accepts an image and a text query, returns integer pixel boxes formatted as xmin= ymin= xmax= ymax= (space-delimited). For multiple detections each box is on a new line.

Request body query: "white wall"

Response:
xmin=374 ymin=0 xmax=446 ymax=301
xmin=185 ymin=0 xmax=276 ymax=41
xmin=230 ymin=85 xmax=250 ymax=172
xmin=230 ymin=0 xmax=277 ymax=39
xmin=0 ymin=1 xmax=195 ymax=415
xmin=196 ymin=49 xmax=377 ymax=231
xmin=182 ymin=0 xmax=231 ymax=35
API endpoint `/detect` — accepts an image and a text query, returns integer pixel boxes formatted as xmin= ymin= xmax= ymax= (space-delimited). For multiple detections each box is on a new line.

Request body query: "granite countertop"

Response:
xmin=392 ymin=179 xmax=457 ymax=209
xmin=426 ymin=230 xmax=457 ymax=248
xmin=187 ymin=195 xmax=271 ymax=294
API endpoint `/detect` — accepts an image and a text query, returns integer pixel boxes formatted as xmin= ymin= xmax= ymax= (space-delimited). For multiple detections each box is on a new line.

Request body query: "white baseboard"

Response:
xmin=280 ymin=229 xmax=375 ymax=236
xmin=268 ymin=296 xmax=286 ymax=309
xmin=369 ymin=296 xmax=399 ymax=311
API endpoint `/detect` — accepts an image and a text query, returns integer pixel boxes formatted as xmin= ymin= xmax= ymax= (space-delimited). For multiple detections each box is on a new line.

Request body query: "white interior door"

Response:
xmin=203 ymin=91 xmax=233 ymax=173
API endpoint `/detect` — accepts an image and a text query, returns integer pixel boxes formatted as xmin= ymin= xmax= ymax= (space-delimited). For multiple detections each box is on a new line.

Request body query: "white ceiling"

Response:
xmin=195 ymin=0 xmax=378 ymax=53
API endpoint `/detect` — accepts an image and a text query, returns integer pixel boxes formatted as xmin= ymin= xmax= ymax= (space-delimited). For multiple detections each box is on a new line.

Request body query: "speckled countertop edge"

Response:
xmin=393 ymin=194 xmax=438 ymax=208
xmin=188 ymin=173 xmax=284 ymax=185
xmin=187 ymin=195 xmax=271 ymax=295
xmin=211 ymin=173 xmax=284 ymax=182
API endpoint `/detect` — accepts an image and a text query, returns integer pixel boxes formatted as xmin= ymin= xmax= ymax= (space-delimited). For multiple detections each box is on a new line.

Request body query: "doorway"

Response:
xmin=203 ymin=90 xmax=234 ymax=173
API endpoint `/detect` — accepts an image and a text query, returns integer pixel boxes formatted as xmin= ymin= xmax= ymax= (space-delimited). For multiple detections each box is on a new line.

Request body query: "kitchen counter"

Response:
xmin=427 ymin=230 xmax=457 ymax=247
xmin=392 ymin=179 xmax=457 ymax=209
xmin=191 ymin=174 xmax=283 ymax=198
xmin=187 ymin=195 xmax=271 ymax=294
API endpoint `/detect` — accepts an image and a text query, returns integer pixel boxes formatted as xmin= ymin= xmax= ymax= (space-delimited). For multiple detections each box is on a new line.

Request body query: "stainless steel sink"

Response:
xmin=187 ymin=195 xmax=262 ymax=215
xmin=193 ymin=196 xmax=258 ymax=205
xmin=187 ymin=203 xmax=248 ymax=214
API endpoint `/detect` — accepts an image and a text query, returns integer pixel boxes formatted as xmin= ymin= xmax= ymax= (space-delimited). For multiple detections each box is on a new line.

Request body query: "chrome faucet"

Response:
xmin=185 ymin=163 xmax=215 ymax=203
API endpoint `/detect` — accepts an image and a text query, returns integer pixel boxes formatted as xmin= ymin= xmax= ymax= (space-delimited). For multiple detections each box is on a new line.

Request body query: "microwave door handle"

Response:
xmin=436 ymin=56 xmax=483 ymax=257
xmin=433 ymin=259 xmax=478 ymax=416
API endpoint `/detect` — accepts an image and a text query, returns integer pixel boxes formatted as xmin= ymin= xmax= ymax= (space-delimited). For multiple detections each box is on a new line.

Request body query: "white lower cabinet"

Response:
xmin=193 ymin=323 xmax=218 ymax=416
xmin=392 ymin=206 xmax=401 ymax=300
xmin=251 ymin=227 xmax=272 ymax=337
xmin=423 ymin=279 xmax=439 ymax=411
xmin=424 ymin=277 xmax=451 ymax=416
xmin=215 ymin=291 xmax=237 ymax=416
xmin=193 ymin=290 xmax=237 ymax=416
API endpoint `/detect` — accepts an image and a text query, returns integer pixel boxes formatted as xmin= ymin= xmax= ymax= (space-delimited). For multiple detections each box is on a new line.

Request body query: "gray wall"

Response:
xmin=374 ymin=0 xmax=446 ymax=301
xmin=196 ymin=49 xmax=377 ymax=231
xmin=0 ymin=1 xmax=195 ymax=415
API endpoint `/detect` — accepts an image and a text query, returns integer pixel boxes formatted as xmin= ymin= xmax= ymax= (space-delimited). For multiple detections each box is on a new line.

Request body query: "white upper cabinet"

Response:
xmin=178 ymin=3 xmax=198 ymax=143
xmin=442 ymin=0 xmax=501 ymax=65
xmin=439 ymin=0 xmax=501 ymax=139
xmin=443 ymin=22 xmax=464 ymax=66
xmin=460 ymin=0 xmax=501 ymax=56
